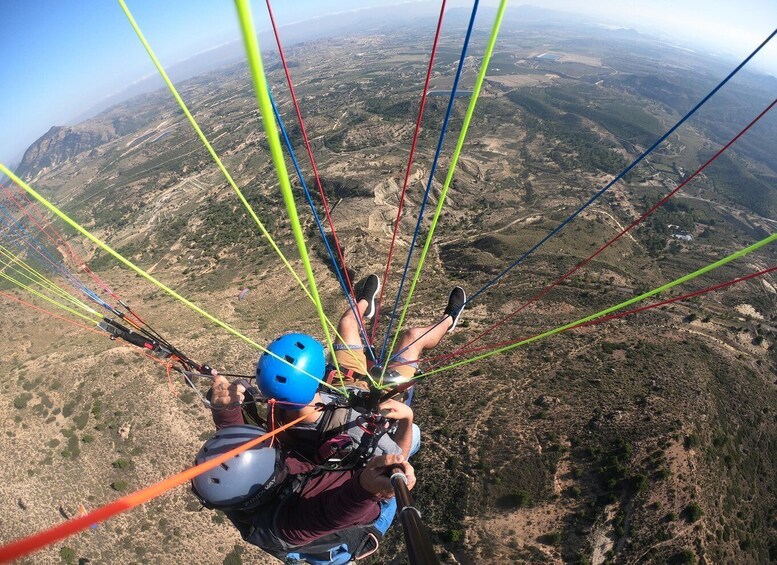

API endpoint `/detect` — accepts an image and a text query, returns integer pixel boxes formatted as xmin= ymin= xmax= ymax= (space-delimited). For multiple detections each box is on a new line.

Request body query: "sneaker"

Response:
xmin=357 ymin=274 xmax=380 ymax=320
xmin=443 ymin=286 xmax=466 ymax=333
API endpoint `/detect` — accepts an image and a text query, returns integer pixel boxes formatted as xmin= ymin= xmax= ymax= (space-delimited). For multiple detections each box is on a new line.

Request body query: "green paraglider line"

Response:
xmin=0 ymin=244 xmax=100 ymax=315
xmin=383 ymin=0 xmax=508 ymax=371
xmin=234 ymin=0 xmax=352 ymax=392
xmin=0 ymin=164 xmax=339 ymax=393
xmin=0 ymin=268 xmax=101 ymax=323
xmin=422 ymin=232 xmax=776 ymax=376
xmin=118 ymin=0 xmax=344 ymax=344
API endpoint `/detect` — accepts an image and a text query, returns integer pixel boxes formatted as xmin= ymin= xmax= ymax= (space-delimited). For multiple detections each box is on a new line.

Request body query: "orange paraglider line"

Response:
xmin=0 ymin=413 xmax=309 ymax=563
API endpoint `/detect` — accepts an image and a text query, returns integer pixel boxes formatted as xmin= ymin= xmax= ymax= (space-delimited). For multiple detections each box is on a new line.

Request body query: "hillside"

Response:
xmin=1 ymin=17 xmax=776 ymax=565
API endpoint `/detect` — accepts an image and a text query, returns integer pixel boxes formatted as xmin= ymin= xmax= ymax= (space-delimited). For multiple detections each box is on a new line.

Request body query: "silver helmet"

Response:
xmin=191 ymin=425 xmax=286 ymax=512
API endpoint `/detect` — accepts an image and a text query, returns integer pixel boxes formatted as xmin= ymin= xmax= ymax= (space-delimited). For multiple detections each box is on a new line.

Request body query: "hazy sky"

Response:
xmin=1 ymin=0 xmax=775 ymax=166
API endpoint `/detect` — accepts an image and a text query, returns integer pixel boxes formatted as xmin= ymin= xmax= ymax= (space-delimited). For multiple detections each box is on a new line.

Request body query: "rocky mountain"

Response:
xmin=16 ymin=124 xmax=117 ymax=181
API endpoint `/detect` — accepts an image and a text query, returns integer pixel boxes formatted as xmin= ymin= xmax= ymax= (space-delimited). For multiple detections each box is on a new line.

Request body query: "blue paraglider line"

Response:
xmin=0 ymin=203 xmax=109 ymax=309
xmin=269 ymin=90 xmax=377 ymax=364
xmin=379 ymin=0 xmax=480 ymax=364
xmin=385 ymin=27 xmax=777 ymax=364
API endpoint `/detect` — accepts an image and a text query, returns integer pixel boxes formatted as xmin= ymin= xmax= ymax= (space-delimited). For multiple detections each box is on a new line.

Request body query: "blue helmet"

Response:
xmin=256 ymin=333 xmax=326 ymax=405
xmin=191 ymin=425 xmax=286 ymax=512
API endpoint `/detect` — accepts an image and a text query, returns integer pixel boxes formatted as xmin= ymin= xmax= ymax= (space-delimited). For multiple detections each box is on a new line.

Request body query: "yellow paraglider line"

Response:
xmin=117 ymin=0 xmax=366 ymax=379
xmin=234 ymin=0 xmax=359 ymax=389
xmin=0 ymin=268 xmax=102 ymax=324
xmin=0 ymin=244 xmax=99 ymax=315
xmin=423 ymin=233 xmax=777 ymax=376
xmin=0 ymin=164 xmax=341 ymax=393
xmin=382 ymin=0 xmax=508 ymax=373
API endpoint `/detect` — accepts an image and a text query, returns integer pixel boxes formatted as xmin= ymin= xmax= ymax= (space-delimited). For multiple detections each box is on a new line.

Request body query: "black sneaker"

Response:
xmin=357 ymin=274 xmax=380 ymax=320
xmin=444 ymin=286 xmax=466 ymax=333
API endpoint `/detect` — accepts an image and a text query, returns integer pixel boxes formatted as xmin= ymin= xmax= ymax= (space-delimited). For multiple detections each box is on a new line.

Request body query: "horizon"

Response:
xmin=2 ymin=0 xmax=776 ymax=167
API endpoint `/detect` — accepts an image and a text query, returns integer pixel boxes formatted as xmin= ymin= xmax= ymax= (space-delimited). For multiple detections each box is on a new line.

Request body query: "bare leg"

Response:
xmin=336 ymin=300 xmax=369 ymax=347
xmin=389 ymin=316 xmax=450 ymax=363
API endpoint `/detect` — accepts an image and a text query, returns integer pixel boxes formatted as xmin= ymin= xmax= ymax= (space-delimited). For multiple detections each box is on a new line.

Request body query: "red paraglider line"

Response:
xmin=0 ymin=290 xmax=171 ymax=367
xmin=372 ymin=0 xmax=447 ymax=344
xmin=4 ymin=184 xmax=119 ymax=300
xmin=435 ymin=96 xmax=777 ymax=363
xmin=6 ymin=184 xmax=154 ymax=329
xmin=411 ymin=264 xmax=777 ymax=369
xmin=265 ymin=0 xmax=362 ymax=330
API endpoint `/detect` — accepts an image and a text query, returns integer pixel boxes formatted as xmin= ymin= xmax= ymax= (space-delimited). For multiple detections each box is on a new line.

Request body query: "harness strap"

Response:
xmin=326 ymin=366 xmax=368 ymax=385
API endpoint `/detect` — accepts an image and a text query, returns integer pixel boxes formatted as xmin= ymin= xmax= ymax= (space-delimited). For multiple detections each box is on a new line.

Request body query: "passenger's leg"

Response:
xmin=333 ymin=275 xmax=381 ymax=383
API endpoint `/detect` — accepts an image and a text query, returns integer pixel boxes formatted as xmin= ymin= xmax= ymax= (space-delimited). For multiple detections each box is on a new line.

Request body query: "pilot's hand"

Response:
xmin=359 ymin=454 xmax=416 ymax=498
xmin=211 ymin=375 xmax=245 ymax=408
xmin=379 ymin=398 xmax=413 ymax=422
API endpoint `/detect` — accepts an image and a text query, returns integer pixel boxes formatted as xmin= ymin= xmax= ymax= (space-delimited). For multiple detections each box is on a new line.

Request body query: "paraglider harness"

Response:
xmin=190 ymin=454 xmax=382 ymax=562
xmin=190 ymin=379 xmax=399 ymax=562
xmin=100 ymin=318 xmax=412 ymax=561
xmin=279 ymin=371 xmax=402 ymax=472
xmin=99 ymin=316 xmax=410 ymax=472
xmin=222 ymin=469 xmax=383 ymax=562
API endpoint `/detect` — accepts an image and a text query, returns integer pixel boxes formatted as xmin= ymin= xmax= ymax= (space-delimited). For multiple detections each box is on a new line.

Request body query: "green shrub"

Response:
xmin=655 ymin=468 xmax=670 ymax=480
xmin=684 ymin=503 xmax=703 ymax=523
xmin=62 ymin=402 xmax=76 ymax=418
xmin=539 ymin=532 xmax=562 ymax=545
xmin=111 ymin=480 xmax=129 ymax=492
xmin=91 ymin=399 xmax=103 ymax=418
xmin=73 ymin=412 xmax=89 ymax=430
xmin=684 ymin=435 xmax=700 ymax=449
xmin=223 ymin=545 xmax=243 ymax=565
xmin=670 ymin=549 xmax=696 ymax=564
xmin=59 ymin=546 xmax=76 ymax=564
xmin=497 ymin=490 xmax=532 ymax=509
xmin=112 ymin=458 xmax=133 ymax=470
xmin=13 ymin=393 xmax=33 ymax=409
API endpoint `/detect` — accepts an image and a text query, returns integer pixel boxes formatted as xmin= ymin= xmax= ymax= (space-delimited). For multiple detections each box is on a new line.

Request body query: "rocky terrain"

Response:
xmin=1 ymin=12 xmax=776 ymax=565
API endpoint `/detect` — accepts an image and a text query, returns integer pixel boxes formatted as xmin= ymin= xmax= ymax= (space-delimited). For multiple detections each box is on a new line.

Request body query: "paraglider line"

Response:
xmin=265 ymin=0 xmax=362 ymax=332
xmin=390 ymin=263 xmax=777 ymax=375
xmin=2 ymin=184 xmax=125 ymax=311
xmin=0 ymin=267 xmax=101 ymax=323
xmin=424 ymin=264 xmax=777 ymax=368
xmin=373 ymin=0 xmax=447 ymax=344
xmin=379 ymin=0 xmax=481 ymax=362
xmin=270 ymin=90 xmax=376 ymax=368
xmin=235 ymin=0 xmax=349 ymax=393
xmin=0 ymin=204 xmax=105 ymax=308
xmin=383 ymin=0 xmax=508 ymax=370
xmin=0 ymin=245 xmax=101 ymax=316
xmin=0 ymin=290 xmax=178 ymax=368
xmin=118 ymin=0 xmax=334 ymax=328
xmin=0 ymin=164 xmax=340 ymax=393
xmin=422 ymin=232 xmax=777 ymax=375
xmin=0 ymin=413 xmax=311 ymax=563
xmin=462 ymin=27 xmax=777 ymax=308
xmin=419 ymin=95 xmax=777 ymax=363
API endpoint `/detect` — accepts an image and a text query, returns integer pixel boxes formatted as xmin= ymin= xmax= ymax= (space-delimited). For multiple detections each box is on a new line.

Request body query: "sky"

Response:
xmin=1 ymin=0 xmax=776 ymax=167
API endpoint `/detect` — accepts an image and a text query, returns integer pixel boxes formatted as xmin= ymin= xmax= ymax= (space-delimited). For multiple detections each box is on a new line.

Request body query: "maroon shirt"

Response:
xmin=212 ymin=404 xmax=381 ymax=546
